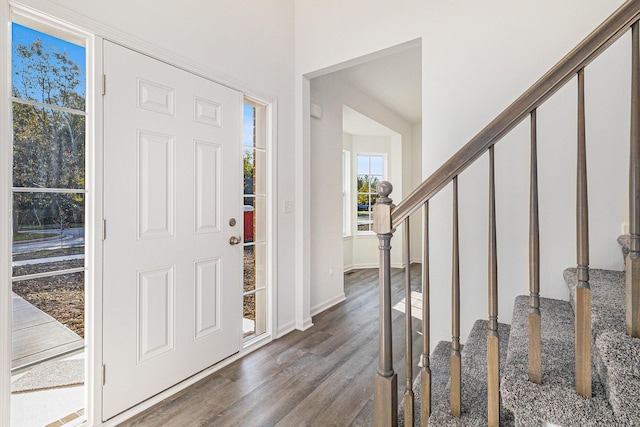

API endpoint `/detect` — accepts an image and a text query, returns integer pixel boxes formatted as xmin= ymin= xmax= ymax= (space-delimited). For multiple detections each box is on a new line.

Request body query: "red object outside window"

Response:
xmin=244 ymin=205 xmax=254 ymax=242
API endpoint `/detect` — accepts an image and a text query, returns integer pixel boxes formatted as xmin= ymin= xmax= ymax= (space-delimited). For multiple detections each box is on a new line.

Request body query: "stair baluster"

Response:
xmin=451 ymin=176 xmax=462 ymax=418
xmin=487 ymin=146 xmax=500 ymax=427
xmin=373 ymin=182 xmax=398 ymax=426
xmin=628 ymin=21 xmax=640 ymax=338
xmin=576 ymin=68 xmax=592 ymax=398
xmin=404 ymin=218 xmax=414 ymax=426
xmin=420 ymin=201 xmax=431 ymax=426
xmin=529 ymin=108 xmax=542 ymax=385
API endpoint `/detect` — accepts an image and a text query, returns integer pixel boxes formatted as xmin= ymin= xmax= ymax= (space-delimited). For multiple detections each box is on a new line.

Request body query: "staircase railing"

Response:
xmin=373 ymin=0 xmax=640 ymax=425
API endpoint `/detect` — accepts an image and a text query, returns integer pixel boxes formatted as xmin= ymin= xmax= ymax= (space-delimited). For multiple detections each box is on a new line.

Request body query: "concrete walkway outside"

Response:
xmin=12 ymin=293 xmax=83 ymax=371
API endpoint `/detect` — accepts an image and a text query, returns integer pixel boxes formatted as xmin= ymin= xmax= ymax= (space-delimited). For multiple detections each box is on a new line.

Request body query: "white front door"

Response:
xmin=102 ymin=41 xmax=243 ymax=420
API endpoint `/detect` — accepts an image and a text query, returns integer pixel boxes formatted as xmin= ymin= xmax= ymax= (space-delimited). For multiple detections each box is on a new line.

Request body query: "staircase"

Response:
xmin=372 ymin=0 xmax=640 ymax=425
xmin=396 ymin=254 xmax=638 ymax=426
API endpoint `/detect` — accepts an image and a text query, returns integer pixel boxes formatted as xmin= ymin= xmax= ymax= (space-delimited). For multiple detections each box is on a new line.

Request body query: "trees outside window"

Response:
xmin=11 ymin=22 xmax=87 ymax=338
xmin=12 ymin=23 xmax=86 ymax=237
xmin=356 ymin=154 xmax=384 ymax=232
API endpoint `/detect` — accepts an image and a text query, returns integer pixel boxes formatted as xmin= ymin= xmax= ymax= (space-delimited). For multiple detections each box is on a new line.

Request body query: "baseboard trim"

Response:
xmin=311 ymin=293 xmax=346 ymax=317
xmin=346 ymin=261 xmax=420 ymax=271
xmin=276 ymin=320 xmax=296 ymax=338
xmin=349 ymin=262 xmax=379 ymax=269
xmin=295 ymin=317 xmax=314 ymax=331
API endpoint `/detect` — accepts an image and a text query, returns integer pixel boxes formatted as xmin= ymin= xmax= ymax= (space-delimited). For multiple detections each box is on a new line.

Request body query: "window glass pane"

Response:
xmin=13 ymin=271 xmax=85 ymax=338
xmin=357 ymin=174 xmax=371 ymax=194
xmin=370 ymin=155 xmax=384 ymax=175
xmin=243 ymin=147 xmax=254 ymax=193
xmin=243 ymin=104 xmax=255 ymax=147
xmin=357 ymin=212 xmax=373 ymax=232
xmin=12 ymin=192 xmax=85 ymax=263
xmin=356 ymin=154 xmax=385 ymax=233
xmin=243 ymin=204 xmax=255 ymax=243
xmin=243 ymin=245 xmax=256 ymax=293
xmin=242 ymin=243 xmax=267 ymax=292
xmin=243 ymin=289 xmax=266 ymax=340
xmin=12 ymin=23 xmax=86 ymax=110
xmin=243 ymin=242 xmax=266 ymax=341
xmin=369 ymin=174 xmax=382 ymax=190
xmin=357 ymin=155 xmax=369 ymax=175
xmin=13 ymin=102 xmax=85 ymax=189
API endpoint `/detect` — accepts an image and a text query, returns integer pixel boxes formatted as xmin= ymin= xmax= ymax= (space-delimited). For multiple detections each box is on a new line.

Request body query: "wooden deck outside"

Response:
xmin=11 ymin=293 xmax=84 ymax=371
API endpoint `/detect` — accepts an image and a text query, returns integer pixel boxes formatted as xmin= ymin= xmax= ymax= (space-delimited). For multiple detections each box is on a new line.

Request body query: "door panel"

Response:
xmin=102 ymin=41 xmax=242 ymax=420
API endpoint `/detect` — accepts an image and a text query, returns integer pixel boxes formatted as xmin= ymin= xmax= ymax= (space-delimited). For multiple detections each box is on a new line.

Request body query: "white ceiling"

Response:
xmin=332 ymin=46 xmax=422 ymax=126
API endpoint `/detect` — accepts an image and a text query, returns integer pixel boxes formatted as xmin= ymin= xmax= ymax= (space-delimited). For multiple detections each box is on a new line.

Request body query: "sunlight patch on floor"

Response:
xmin=392 ymin=290 xmax=423 ymax=320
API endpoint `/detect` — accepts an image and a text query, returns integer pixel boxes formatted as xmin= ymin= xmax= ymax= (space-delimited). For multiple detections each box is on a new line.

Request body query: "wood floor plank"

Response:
xmin=119 ymin=265 xmax=423 ymax=427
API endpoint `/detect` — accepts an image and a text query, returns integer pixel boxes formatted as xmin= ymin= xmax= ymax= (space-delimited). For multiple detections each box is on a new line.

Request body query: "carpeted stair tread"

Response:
xmin=563 ymin=268 xmax=625 ymax=337
xmin=563 ymin=267 xmax=640 ymax=424
xmin=428 ymin=319 xmax=513 ymax=426
xmin=430 ymin=340 xmax=454 ymax=405
xmin=501 ymin=296 xmax=616 ymax=426
xmin=595 ymin=331 xmax=640 ymax=425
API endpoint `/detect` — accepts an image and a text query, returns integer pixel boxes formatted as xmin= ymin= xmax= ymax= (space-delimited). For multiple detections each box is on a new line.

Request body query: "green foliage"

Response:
xmin=244 ymin=150 xmax=254 ymax=179
xmin=356 ymin=175 xmax=381 ymax=207
xmin=12 ymin=38 xmax=85 ymax=229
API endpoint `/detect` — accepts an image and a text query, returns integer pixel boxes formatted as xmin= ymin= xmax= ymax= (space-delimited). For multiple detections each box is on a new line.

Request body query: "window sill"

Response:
xmin=356 ymin=232 xmax=377 ymax=238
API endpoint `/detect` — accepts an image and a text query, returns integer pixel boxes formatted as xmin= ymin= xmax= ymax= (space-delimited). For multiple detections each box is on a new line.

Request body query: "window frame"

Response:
xmin=5 ymin=9 xmax=95 ymax=427
xmin=342 ymin=149 xmax=351 ymax=237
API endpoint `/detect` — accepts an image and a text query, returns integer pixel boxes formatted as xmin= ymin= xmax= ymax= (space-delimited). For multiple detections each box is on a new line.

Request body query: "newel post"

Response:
xmin=373 ymin=181 xmax=398 ymax=427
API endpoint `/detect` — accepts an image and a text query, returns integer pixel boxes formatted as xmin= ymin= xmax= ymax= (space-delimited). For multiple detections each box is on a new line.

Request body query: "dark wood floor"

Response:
xmin=120 ymin=265 xmax=423 ymax=427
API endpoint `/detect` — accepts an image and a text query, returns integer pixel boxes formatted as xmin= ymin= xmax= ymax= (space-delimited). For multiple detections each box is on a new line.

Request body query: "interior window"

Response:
xmin=356 ymin=154 xmax=384 ymax=233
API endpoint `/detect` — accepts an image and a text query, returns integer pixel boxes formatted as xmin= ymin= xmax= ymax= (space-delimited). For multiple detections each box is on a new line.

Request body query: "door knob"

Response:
xmin=229 ymin=236 xmax=242 ymax=245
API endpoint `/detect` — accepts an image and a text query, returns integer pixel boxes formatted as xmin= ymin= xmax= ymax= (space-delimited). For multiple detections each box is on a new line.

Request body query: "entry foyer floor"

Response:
xmin=120 ymin=266 xmax=422 ymax=426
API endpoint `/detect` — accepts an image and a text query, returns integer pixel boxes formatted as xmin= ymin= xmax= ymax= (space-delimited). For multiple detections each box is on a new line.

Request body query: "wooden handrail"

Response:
xmin=391 ymin=0 xmax=640 ymax=229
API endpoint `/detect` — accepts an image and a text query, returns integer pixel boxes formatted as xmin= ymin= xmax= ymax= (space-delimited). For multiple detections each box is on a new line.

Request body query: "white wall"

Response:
xmin=309 ymin=72 xmax=416 ymax=314
xmin=296 ymin=0 xmax=629 ymax=349
xmin=410 ymin=123 xmax=423 ymax=263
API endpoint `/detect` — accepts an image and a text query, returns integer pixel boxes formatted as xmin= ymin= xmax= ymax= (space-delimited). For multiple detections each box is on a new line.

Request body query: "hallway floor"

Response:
xmin=120 ymin=266 xmax=422 ymax=427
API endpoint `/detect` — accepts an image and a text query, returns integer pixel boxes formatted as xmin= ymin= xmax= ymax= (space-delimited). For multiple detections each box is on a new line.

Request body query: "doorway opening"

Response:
xmin=10 ymin=18 xmax=88 ymax=427
xmin=342 ymin=106 xmax=403 ymax=271
xmin=242 ymin=99 xmax=269 ymax=343
xmin=306 ymin=41 xmax=422 ymax=317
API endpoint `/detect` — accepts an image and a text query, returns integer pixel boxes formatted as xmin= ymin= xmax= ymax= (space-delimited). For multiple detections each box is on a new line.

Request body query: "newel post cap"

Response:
xmin=377 ymin=181 xmax=393 ymax=203
xmin=373 ymin=181 xmax=394 ymax=234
